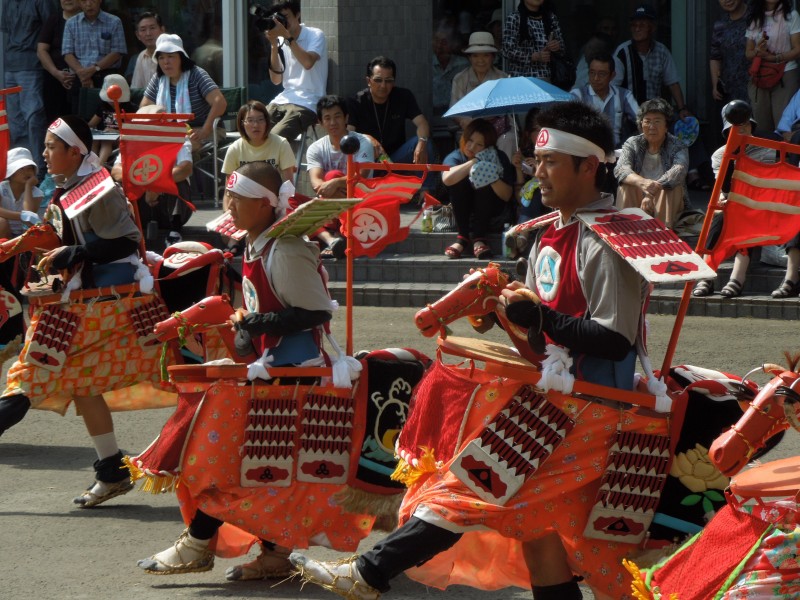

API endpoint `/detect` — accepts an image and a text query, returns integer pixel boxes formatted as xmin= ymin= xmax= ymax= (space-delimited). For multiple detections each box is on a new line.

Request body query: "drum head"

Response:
xmin=730 ymin=456 xmax=800 ymax=498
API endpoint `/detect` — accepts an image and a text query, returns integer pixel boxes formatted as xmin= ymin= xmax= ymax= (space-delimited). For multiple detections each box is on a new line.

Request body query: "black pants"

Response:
xmin=0 ymin=394 xmax=31 ymax=437
xmin=448 ymin=176 xmax=508 ymax=242
xmin=355 ymin=517 xmax=462 ymax=593
xmin=188 ymin=508 xmax=276 ymax=551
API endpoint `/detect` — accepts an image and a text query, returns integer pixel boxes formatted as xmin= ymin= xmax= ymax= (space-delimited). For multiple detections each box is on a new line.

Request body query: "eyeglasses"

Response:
xmin=370 ymin=77 xmax=395 ymax=85
xmin=588 ymin=70 xmax=611 ymax=79
xmin=242 ymin=118 xmax=267 ymax=125
xmin=641 ymin=118 xmax=666 ymax=127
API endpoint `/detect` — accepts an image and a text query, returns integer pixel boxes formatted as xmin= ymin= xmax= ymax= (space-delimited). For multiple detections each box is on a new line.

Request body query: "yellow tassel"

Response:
xmin=623 ymin=559 xmax=679 ymax=600
xmin=0 ymin=334 xmax=22 ymax=366
xmin=390 ymin=446 xmax=438 ymax=487
xmin=123 ymin=455 xmax=180 ymax=494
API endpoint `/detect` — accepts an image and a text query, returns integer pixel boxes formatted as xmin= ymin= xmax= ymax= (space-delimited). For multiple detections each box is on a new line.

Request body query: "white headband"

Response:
xmin=226 ymin=172 xmax=294 ymax=221
xmin=48 ymin=118 xmax=88 ymax=155
xmin=535 ymin=127 xmax=616 ymax=164
xmin=48 ymin=118 xmax=103 ymax=176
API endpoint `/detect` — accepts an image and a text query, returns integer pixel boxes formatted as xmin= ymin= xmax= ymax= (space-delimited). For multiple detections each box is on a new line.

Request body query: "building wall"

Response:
xmin=304 ymin=2 xmax=433 ymax=116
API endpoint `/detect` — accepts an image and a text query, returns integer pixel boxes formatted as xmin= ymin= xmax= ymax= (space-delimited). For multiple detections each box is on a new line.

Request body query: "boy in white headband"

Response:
xmin=289 ymin=103 xmax=650 ymax=600
xmin=139 ymin=161 xmax=342 ymax=580
xmin=0 ymin=115 xmax=172 ymax=509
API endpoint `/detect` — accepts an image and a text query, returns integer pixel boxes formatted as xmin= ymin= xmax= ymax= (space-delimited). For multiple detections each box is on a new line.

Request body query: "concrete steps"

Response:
xmin=182 ymin=202 xmax=800 ymax=320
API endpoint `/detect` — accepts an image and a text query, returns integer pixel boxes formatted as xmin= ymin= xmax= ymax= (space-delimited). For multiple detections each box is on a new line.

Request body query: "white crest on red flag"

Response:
xmin=119 ymin=117 xmax=188 ymax=202
xmin=341 ymin=173 xmax=423 ymax=258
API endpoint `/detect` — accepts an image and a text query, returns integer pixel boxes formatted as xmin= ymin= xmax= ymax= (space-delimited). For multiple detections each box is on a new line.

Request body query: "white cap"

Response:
xmin=5 ymin=147 xmax=37 ymax=179
xmin=464 ymin=32 xmax=498 ymax=54
xmin=99 ymin=73 xmax=130 ymax=103
xmin=153 ymin=33 xmax=188 ymax=62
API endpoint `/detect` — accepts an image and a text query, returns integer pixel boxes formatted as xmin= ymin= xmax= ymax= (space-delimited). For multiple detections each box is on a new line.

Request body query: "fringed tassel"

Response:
xmin=0 ymin=334 xmax=22 ymax=365
xmin=333 ymin=487 xmax=403 ymax=532
xmin=123 ymin=455 xmax=180 ymax=495
xmin=390 ymin=446 xmax=438 ymax=487
xmin=623 ymin=559 xmax=676 ymax=600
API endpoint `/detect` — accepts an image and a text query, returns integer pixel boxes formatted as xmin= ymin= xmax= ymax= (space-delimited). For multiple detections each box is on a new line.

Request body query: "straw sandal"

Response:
xmin=72 ymin=479 xmax=133 ymax=508
xmin=289 ymin=553 xmax=380 ymax=600
xmin=137 ymin=529 xmax=214 ymax=575
xmin=225 ymin=544 xmax=293 ymax=581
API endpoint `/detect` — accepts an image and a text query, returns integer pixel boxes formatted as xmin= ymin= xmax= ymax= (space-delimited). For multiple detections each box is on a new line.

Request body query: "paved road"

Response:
xmin=1 ymin=308 xmax=798 ymax=600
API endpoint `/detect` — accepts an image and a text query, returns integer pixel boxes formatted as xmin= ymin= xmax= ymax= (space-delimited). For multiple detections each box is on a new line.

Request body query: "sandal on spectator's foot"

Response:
xmin=719 ymin=278 xmax=743 ymax=298
xmin=225 ymin=544 xmax=293 ymax=581
xmin=473 ymin=240 xmax=492 ymax=260
xmin=445 ymin=236 xmax=470 ymax=259
xmin=692 ymin=279 xmax=714 ymax=297
xmin=328 ymin=236 xmax=347 ymax=259
xmin=771 ymin=279 xmax=800 ymax=298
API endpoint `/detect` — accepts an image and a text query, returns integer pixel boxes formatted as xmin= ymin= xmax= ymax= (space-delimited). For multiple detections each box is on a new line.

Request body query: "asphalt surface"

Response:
xmin=2 ymin=307 xmax=799 ymax=600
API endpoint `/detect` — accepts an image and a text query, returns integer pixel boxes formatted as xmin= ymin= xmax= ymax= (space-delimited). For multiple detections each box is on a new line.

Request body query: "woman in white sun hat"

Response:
xmin=0 ymin=147 xmax=44 ymax=238
xmin=450 ymin=31 xmax=516 ymax=160
xmin=139 ymin=33 xmax=227 ymax=151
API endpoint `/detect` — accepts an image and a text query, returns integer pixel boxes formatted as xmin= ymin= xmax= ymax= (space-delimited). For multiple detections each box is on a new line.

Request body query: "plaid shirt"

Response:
xmin=501 ymin=10 xmax=565 ymax=78
xmin=62 ymin=10 xmax=126 ymax=68
xmin=612 ymin=40 xmax=679 ymax=105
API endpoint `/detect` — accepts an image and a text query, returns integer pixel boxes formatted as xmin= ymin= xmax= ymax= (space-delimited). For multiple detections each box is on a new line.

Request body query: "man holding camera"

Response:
xmin=263 ymin=0 xmax=327 ymax=144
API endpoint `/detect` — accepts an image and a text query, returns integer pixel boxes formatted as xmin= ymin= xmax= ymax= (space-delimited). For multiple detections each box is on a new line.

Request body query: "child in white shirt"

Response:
xmin=0 ymin=147 xmax=43 ymax=238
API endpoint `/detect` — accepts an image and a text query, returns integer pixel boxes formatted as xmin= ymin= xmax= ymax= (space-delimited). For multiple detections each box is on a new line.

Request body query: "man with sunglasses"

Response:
xmin=347 ymin=56 xmax=434 ymax=168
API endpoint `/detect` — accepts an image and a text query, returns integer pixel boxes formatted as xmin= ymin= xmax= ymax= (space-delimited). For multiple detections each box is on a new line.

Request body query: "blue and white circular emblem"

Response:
xmin=241 ymin=276 xmax=259 ymax=313
xmin=534 ymin=246 xmax=561 ymax=302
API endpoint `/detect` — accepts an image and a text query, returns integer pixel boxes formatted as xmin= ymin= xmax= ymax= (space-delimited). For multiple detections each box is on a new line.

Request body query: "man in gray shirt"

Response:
xmin=0 ymin=0 xmax=53 ymax=172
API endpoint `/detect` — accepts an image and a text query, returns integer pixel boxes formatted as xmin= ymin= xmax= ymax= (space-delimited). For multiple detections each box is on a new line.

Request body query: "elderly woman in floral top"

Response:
xmin=614 ymin=97 xmax=688 ymax=229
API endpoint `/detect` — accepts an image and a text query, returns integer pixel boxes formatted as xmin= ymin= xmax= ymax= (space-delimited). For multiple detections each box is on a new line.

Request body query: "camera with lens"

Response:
xmin=250 ymin=5 xmax=288 ymax=32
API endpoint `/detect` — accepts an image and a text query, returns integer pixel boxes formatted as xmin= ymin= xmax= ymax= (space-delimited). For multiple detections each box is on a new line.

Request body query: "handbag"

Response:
xmin=549 ymin=52 xmax=576 ymax=91
xmin=749 ymin=56 xmax=786 ymax=89
xmin=431 ymin=204 xmax=457 ymax=233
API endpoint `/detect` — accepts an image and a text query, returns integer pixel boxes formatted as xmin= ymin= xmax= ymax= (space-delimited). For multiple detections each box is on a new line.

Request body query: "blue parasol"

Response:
xmin=444 ymin=76 xmax=574 ymax=119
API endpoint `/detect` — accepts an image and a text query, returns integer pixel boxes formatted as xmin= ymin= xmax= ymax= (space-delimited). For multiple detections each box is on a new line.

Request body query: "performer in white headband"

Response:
xmin=48 ymin=117 xmax=103 ymax=176
xmin=225 ymin=171 xmax=293 ymax=221
xmin=535 ymin=127 xmax=616 ymax=164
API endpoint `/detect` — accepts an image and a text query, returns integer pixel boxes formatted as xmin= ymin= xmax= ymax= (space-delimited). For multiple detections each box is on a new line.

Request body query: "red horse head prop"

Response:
xmin=0 ymin=223 xmax=60 ymax=263
xmin=414 ymin=263 xmax=541 ymax=364
xmin=154 ymin=294 xmax=256 ymax=362
xmin=709 ymin=362 xmax=800 ymax=476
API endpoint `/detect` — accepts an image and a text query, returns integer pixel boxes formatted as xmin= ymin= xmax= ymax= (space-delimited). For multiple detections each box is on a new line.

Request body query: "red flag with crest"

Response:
xmin=118 ymin=116 xmax=188 ymax=202
xmin=707 ymin=154 xmax=800 ymax=270
xmin=340 ymin=173 xmax=423 ymax=257
xmin=0 ymin=90 xmax=14 ymax=183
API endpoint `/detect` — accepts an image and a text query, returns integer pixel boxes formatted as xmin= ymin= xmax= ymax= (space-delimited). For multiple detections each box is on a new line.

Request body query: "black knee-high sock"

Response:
xmin=532 ymin=577 xmax=583 ymax=600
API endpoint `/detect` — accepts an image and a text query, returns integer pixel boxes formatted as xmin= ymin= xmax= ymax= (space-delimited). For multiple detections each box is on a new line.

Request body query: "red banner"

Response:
xmin=0 ymin=94 xmax=9 ymax=182
xmin=341 ymin=173 xmax=423 ymax=257
xmin=119 ymin=119 xmax=187 ymax=202
xmin=708 ymin=155 xmax=800 ymax=270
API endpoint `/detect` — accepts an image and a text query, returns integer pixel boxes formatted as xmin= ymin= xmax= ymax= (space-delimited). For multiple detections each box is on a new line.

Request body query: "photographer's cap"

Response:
xmin=464 ymin=32 xmax=498 ymax=54
xmin=630 ymin=4 xmax=657 ymax=21
xmin=6 ymin=147 xmax=37 ymax=179
xmin=99 ymin=73 xmax=130 ymax=103
xmin=153 ymin=33 xmax=188 ymax=62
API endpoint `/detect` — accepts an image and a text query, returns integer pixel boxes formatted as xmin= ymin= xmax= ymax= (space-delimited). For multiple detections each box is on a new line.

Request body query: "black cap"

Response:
xmin=630 ymin=4 xmax=657 ymax=21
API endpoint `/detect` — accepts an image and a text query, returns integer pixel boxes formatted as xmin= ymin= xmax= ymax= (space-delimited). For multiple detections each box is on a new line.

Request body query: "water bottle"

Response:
xmin=421 ymin=208 xmax=433 ymax=233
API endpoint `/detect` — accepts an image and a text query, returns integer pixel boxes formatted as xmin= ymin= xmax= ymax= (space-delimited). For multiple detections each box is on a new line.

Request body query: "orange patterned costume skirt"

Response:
xmin=4 ymin=293 xmax=177 ymax=414
xmin=159 ymin=379 xmax=377 ymax=557
xmin=395 ymin=360 xmax=669 ymax=600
